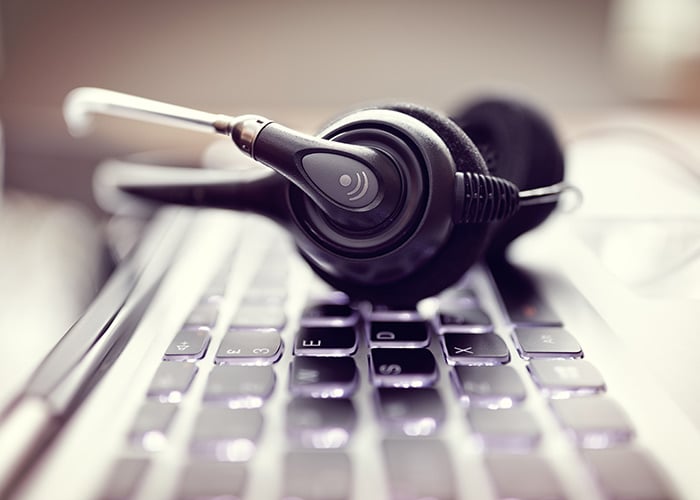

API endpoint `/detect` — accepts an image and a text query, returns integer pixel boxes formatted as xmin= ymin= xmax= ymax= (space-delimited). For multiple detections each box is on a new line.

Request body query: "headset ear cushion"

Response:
xmin=451 ymin=99 xmax=565 ymax=255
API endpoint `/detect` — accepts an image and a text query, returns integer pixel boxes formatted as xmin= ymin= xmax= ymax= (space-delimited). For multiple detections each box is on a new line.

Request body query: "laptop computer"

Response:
xmin=0 ymin=119 xmax=698 ymax=500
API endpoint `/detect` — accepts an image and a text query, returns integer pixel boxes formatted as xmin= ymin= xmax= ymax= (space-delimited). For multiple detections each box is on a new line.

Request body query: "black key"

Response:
xmin=204 ymin=365 xmax=275 ymax=408
xmin=301 ymin=302 xmax=359 ymax=327
xmin=100 ymin=457 xmax=150 ymax=500
xmin=369 ymin=321 xmax=430 ymax=348
xmin=489 ymin=258 xmax=563 ymax=327
xmin=584 ymin=447 xmax=676 ymax=500
xmin=128 ymin=401 xmax=177 ymax=451
xmin=513 ymin=327 xmax=583 ymax=359
xmin=370 ymin=348 xmax=438 ymax=388
xmin=550 ymin=397 xmax=634 ymax=448
xmin=283 ymin=451 xmax=352 ymax=500
xmin=286 ymin=398 xmax=357 ymax=449
xmin=437 ymin=302 xmax=493 ymax=333
xmin=189 ymin=407 xmax=262 ymax=461
xmin=290 ymin=357 xmax=358 ymax=398
xmin=177 ymin=461 xmax=247 ymax=500
xmin=294 ymin=326 xmax=358 ymax=356
xmin=452 ymin=365 xmax=526 ymax=408
xmin=215 ymin=329 xmax=282 ymax=365
xmin=468 ymin=408 xmax=541 ymax=450
xmin=147 ymin=362 xmax=197 ymax=402
xmin=485 ymin=453 xmax=566 ymax=500
xmin=528 ymin=359 xmax=605 ymax=397
xmin=183 ymin=301 xmax=219 ymax=329
xmin=376 ymin=388 xmax=445 ymax=436
xmin=442 ymin=333 xmax=510 ymax=365
xmin=230 ymin=304 xmax=286 ymax=331
xmin=383 ymin=439 xmax=456 ymax=500
xmin=164 ymin=329 xmax=210 ymax=361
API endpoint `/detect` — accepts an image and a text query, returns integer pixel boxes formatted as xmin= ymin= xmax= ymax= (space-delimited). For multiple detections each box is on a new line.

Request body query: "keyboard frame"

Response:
xmin=9 ymin=207 xmax=700 ymax=500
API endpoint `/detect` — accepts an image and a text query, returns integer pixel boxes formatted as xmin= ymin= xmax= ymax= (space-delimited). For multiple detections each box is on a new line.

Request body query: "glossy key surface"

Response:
xmin=189 ymin=407 xmax=262 ymax=461
xmin=164 ymin=329 xmax=210 ymax=360
xmin=528 ymin=359 xmax=606 ymax=397
xmin=376 ymin=387 xmax=445 ymax=436
xmin=452 ymin=365 xmax=526 ymax=408
xmin=215 ymin=329 xmax=282 ymax=365
xmin=286 ymin=397 xmax=356 ymax=449
xmin=290 ymin=356 xmax=358 ymax=398
xmin=147 ymin=362 xmax=198 ymax=402
xmin=382 ymin=439 xmax=456 ymax=500
xmin=551 ymin=396 xmax=634 ymax=447
xmin=485 ymin=453 xmax=566 ymax=500
xmin=203 ymin=365 xmax=275 ymax=408
xmin=283 ymin=451 xmax=352 ymax=500
xmin=442 ymin=333 xmax=510 ymax=365
xmin=177 ymin=461 xmax=247 ymax=500
xmin=513 ymin=327 xmax=583 ymax=359
xmin=468 ymin=407 xmax=541 ymax=450
xmin=294 ymin=325 xmax=358 ymax=356
xmin=370 ymin=348 xmax=438 ymax=388
xmin=369 ymin=320 xmax=430 ymax=348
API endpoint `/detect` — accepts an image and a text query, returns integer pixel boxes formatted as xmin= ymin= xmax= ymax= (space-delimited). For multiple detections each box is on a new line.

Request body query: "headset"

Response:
xmin=64 ymin=88 xmax=568 ymax=307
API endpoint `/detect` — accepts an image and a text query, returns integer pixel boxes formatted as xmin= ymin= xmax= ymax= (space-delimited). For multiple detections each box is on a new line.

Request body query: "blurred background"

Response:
xmin=1 ymin=0 xmax=699 ymax=207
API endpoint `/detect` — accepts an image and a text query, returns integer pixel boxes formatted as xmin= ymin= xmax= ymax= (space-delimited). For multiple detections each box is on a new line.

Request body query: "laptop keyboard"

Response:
xmin=98 ymin=217 xmax=676 ymax=500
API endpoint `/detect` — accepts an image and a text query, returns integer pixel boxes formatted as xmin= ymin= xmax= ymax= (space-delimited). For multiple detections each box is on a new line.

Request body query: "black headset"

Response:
xmin=64 ymin=88 xmax=566 ymax=307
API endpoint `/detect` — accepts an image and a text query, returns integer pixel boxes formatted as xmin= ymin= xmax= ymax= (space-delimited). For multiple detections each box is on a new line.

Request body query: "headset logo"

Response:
xmin=339 ymin=172 xmax=370 ymax=201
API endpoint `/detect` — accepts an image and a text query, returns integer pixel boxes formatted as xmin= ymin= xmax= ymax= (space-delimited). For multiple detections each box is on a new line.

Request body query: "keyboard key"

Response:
xmin=468 ymin=408 xmax=541 ymax=450
xmin=383 ymin=439 xmax=456 ymax=500
xmin=513 ymin=327 xmax=583 ymax=359
xmin=183 ymin=301 xmax=219 ymax=329
xmin=376 ymin=388 xmax=445 ymax=436
xmin=164 ymin=329 xmax=210 ymax=361
xmin=550 ymin=397 xmax=634 ymax=448
xmin=128 ymin=401 xmax=177 ymax=451
xmin=452 ymin=365 xmax=526 ymax=408
xmin=283 ymin=451 xmax=352 ymax=500
xmin=177 ymin=461 xmax=247 ymax=500
xmin=230 ymin=304 xmax=286 ymax=331
xmin=584 ymin=447 xmax=676 ymax=500
xmin=216 ymin=329 xmax=282 ymax=365
xmin=100 ymin=457 xmax=150 ymax=500
xmin=189 ymin=407 xmax=262 ymax=461
xmin=147 ymin=362 xmax=198 ymax=402
xmin=442 ymin=333 xmax=510 ymax=365
xmin=485 ymin=453 xmax=566 ymax=500
xmin=370 ymin=348 xmax=438 ymax=388
xmin=369 ymin=321 xmax=430 ymax=348
xmin=437 ymin=303 xmax=493 ymax=333
xmin=294 ymin=326 xmax=358 ymax=356
xmin=286 ymin=398 xmax=357 ymax=449
xmin=290 ymin=357 xmax=358 ymax=398
xmin=204 ymin=365 xmax=275 ymax=408
xmin=528 ymin=359 xmax=606 ymax=397
xmin=301 ymin=303 xmax=359 ymax=327
xmin=489 ymin=258 xmax=563 ymax=327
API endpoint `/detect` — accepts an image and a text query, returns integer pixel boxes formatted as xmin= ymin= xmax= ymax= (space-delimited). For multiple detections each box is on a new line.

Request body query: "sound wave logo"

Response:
xmin=339 ymin=172 xmax=370 ymax=201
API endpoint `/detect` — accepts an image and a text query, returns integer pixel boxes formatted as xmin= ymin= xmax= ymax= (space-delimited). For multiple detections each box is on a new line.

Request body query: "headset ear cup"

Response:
xmin=451 ymin=99 xmax=565 ymax=255
xmin=303 ymin=103 xmax=494 ymax=306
